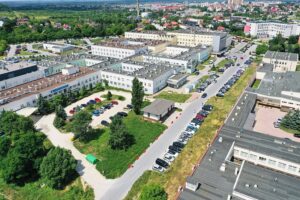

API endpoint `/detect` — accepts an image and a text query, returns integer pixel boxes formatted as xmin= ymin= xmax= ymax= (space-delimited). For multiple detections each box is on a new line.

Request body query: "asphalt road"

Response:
xmin=99 ymin=43 xmax=255 ymax=200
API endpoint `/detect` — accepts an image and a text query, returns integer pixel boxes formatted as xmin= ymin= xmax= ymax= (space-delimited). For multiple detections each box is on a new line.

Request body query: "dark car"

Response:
xmin=201 ymin=93 xmax=208 ymax=98
xmin=216 ymin=92 xmax=225 ymax=97
xmin=127 ymin=104 xmax=133 ymax=109
xmin=294 ymin=134 xmax=300 ymax=138
xmin=191 ymin=118 xmax=203 ymax=125
xmin=168 ymin=149 xmax=178 ymax=156
xmin=202 ymin=104 xmax=213 ymax=111
xmin=155 ymin=158 xmax=169 ymax=168
xmin=173 ymin=142 xmax=185 ymax=149
xmin=101 ymin=120 xmax=109 ymax=126
xmin=117 ymin=112 xmax=128 ymax=117
xmin=169 ymin=145 xmax=182 ymax=153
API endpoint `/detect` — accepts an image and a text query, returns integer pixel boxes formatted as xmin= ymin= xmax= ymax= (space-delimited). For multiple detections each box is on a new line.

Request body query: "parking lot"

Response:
xmin=64 ymin=90 xmax=132 ymax=128
xmin=253 ymin=105 xmax=300 ymax=142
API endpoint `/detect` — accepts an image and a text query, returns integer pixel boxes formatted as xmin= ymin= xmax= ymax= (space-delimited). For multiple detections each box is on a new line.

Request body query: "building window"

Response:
xmin=268 ymin=159 xmax=276 ymax=166
xmin=278 ymin=162 xmax=286 ymax=169
xmin=249 ymin=154 xmax=257 ymax=160
xmin=241 ymin=151 xmax=248 ymax=157
xmin=288 ymin=165 xmax=297 ymax=172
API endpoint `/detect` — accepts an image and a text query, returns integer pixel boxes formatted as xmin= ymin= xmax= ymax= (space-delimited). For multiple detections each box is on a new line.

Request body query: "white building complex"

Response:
xmin=244 ymin=21 xmax=300 ymax=39
xmin=125 ymin=29 xmax=232 ymax=53
xmin=261 ymin=51 xmax=299 ymax=72
xmin=91 ymin=39 xmax=168 ymax=59
xmin=43 ymin=43 xmax=75 ymax=53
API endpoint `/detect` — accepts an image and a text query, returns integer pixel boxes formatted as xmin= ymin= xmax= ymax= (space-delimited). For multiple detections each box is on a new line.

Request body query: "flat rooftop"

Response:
xmin=0 ymin=67 xmax=96 ymax=103
xmin=167 ymin=28 xmax=227 ymax=37
xmin=255 ymin=71 xmax=300 ymax=101
xmin=93 ymin=39 xmax=167 ymax=50
xmin=179 ymin=92 xmax=300 ymax=200
xmin=0 ymin=61 xmax=37 ymax=74
xmin=264 ymin=51 xmax=299 ymax=62
xmin=100 ymin=60 xmax=180 ymax=80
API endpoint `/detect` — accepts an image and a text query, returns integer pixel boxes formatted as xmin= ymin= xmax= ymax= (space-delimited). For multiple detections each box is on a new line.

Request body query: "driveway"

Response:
xmin=35 ymin=114 xmax=114 ymax=200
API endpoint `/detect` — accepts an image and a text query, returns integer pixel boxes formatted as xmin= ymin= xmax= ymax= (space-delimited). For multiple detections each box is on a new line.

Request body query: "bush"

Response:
xmin=139 ymin=184 xmax=167 ymax=200
xmin=40 ymin=147 xmax=77 ymax=189
xmin=118 ymin=95 xmax=125 ymax=101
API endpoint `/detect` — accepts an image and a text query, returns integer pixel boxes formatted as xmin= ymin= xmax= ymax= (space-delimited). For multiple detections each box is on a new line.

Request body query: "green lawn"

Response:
xmin=154 ymin=91 xmax=191 ymax=103
xmin=252 ymin=79 xmax=261 ymax=89
xmin=100 ymin=93 xmax=125 ymax=101
xmin=296 ymin=65 xmax=300 ymax=71
xmin=19 ymin=50 xmax=36 ymax=56
xmin=125 ymin=59 xmax=258 ymax=200
xmin=196 ymin=64 xmax=206 ymax=71
xmin=0 ymin=175 xmax=94 ymax=200
xmin=211 ymin=59 xmax=234 ymax=72
xmin=74 ymin=112 xmax=166 ymax=178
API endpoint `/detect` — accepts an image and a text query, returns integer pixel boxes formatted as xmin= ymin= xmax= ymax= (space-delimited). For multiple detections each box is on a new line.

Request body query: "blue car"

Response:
xmin=92 ymin=110 xmax=100 ymax=116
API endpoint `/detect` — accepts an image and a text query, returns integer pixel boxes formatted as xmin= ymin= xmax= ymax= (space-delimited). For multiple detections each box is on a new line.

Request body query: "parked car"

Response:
xmin=95 ymin=98 xmax=101 ymax=103
xmin=198 ymin=110 xmax=209 ymax=117
xmin=92 ymin=110 xmax=100 ymax=116
xmin=173 ymin=142 xmax=184 ymax=149
xmin=216 ymin=92 xmax=224 ymax=97
xmin=201 ymin=93 xmax=208 ymax=98
xmin=117 ymin=112 xmax=128 ymax=117
xmin=155 ymin=158 xmax=169 ymax=168
xmin=101 ymin=120 xmax=109 ymax=126
xmin=152 ymin=164 xmax=165 ymax=172
xmin=169 ymin=145 xmax=182 ymax=153
xmin=294 ymin=134 xmax=300 ymax=138
xmin=273 ymin=122 xmax=280 ymax=128
xmin=168 ymin=150 xmax=178 ymax=157
xmin=202 ymin=104 xmax=213 ymax=111
xmin=69 ymin=109 xmax=75 ymax=115
xmin=81 ymin=103 xmax=87 ymax=107
xmin=111 ymin=100 xmax=118 ymax=105
xmin=127 ymin=104 xmax=133 ymax=109
xmin=164 ymin=154 xmax=175 ymax=163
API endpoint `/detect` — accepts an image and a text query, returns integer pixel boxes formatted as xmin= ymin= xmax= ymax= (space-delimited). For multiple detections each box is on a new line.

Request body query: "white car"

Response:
xmin=164 ymin=153 xmax=175 ymax=163
xmin=188 ymin=123 xmax=199 ymax=129
xmin=152 ymin=164 xmax=165 ymax=172
xmin=177 ymin=139 xmax=188 ymax=145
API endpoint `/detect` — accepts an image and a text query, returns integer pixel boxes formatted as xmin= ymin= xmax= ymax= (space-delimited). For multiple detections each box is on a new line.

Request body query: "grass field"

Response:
xmin=154 ymin=91 xmax=192 ymax=103
xmin=74 ymin=112 xmax=166 ymax=178
xmin=125 ymin=61 xmax=257 ymax=200
xmin=252 ymin=79 xmax=261 ymax=89
xmin=211 ymin=59 xmax=234 ymax=72
xmin=0 ymin=175 xmax=94 ymax=200
xmin=297 ymin=65 xmax=300 ymax=71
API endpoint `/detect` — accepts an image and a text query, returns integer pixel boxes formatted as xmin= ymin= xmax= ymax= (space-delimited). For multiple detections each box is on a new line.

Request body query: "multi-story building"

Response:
xmin=142 ymin=45 xmax=212 ymax=73
xmin=262 ymin=51 xmax=299 ymax=72
xmin=227 ymin=0 xmax=243 ymax=8
xmin=91 ymin=39 xmax=169 ymax=59
xmin=43 ymin=43 xmax=75 ymax=54
xmin=125 ymin=30 xmax=231 ymax=53
xmin=179 ymin=92 xmax=300 ymax=200
xmin=124 ymin=31 xmax=177 ymax=44
xmin=244 ymin=21 xmax=300 ymax=38
xmin=98 ymin=60 xmax=183 ymax=94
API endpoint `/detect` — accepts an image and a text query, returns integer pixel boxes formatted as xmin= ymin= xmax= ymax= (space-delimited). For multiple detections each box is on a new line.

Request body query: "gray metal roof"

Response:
xmin=255 ymin=71 xmax=300 ymax=101
xmin=235 ymin=162 xmax=300 ymax=200
xmin=179 ymin=92 xmax=300 ymax=200
xmin=142 ymin=99 xmax=174 ymax=115
xmin=264 ymin=51 xmax=299 ymax=62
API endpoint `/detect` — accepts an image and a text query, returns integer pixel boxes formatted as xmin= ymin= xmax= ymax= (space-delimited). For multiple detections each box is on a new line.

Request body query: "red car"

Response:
xmin=196 ymin=114 xmax=204 ymax=121
xmin=111 ymin=100 xmax=118 ymax=105
xmin=69 ymin=109 xmax=75 ymax=115
xmin=95 ymin=98 xmax=101 ymax=103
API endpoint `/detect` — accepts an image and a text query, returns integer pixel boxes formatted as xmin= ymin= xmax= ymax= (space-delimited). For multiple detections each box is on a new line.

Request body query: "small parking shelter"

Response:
xmin=142 ymin=99 xmax=174 ymax=121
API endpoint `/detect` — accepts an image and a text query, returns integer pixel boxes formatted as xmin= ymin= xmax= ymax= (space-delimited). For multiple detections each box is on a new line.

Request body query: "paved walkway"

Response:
xmin=35 ymin=114 xmax=114 ymax=200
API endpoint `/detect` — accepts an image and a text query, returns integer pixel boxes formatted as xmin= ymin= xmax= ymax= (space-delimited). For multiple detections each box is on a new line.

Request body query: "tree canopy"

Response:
xmin=131 ymin=78 xmax=144 ymax=115
xmin=256 ymin=44 xmax=269 ymax=55
xmin=281 ymin=110 xmax=300 ymax=132
xmin=40 ymin=147 xmax=77 ymax=189
xmin=109 ymin=115 xmax=134 ymax=150
xmin=69 ymin=110 xmax=92 ymax=141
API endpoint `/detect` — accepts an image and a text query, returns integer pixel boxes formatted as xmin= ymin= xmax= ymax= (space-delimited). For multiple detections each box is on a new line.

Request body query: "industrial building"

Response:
xmin=179 ymin=92 xmax=300 ymax=200
xmin=142 ymin=99 xmax=174 ymax=121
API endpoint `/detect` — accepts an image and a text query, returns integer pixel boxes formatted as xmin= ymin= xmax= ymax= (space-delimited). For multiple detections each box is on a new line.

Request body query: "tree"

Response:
xmin=0 ymin=136 xmax=11 ymax=157
xmin=281 ymin=110 xmax=300 ymax=131
xmin=139 ymin=184 xmax=167 ymax=200
xmin=69 ymin=110 xmax=92 ymax=141
xmin=40 ymin=147 xmax=77 ymax=189
xmin=79 ymin=85 xmax=87 ymax=97
xmin=131 ymin=78 xmax=144 ymax=114
xmin=107 ymin=91 xmax=112 ymax=100
xmin=55 ymin=105 xmax=67 ymax=120
xmin=256 ymin=44 xmax=269 ymax=55
xmin=37 ymin=94 xmax=50 ymax=115
xmin=109 ymin=115 xmax=134 ymax=150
